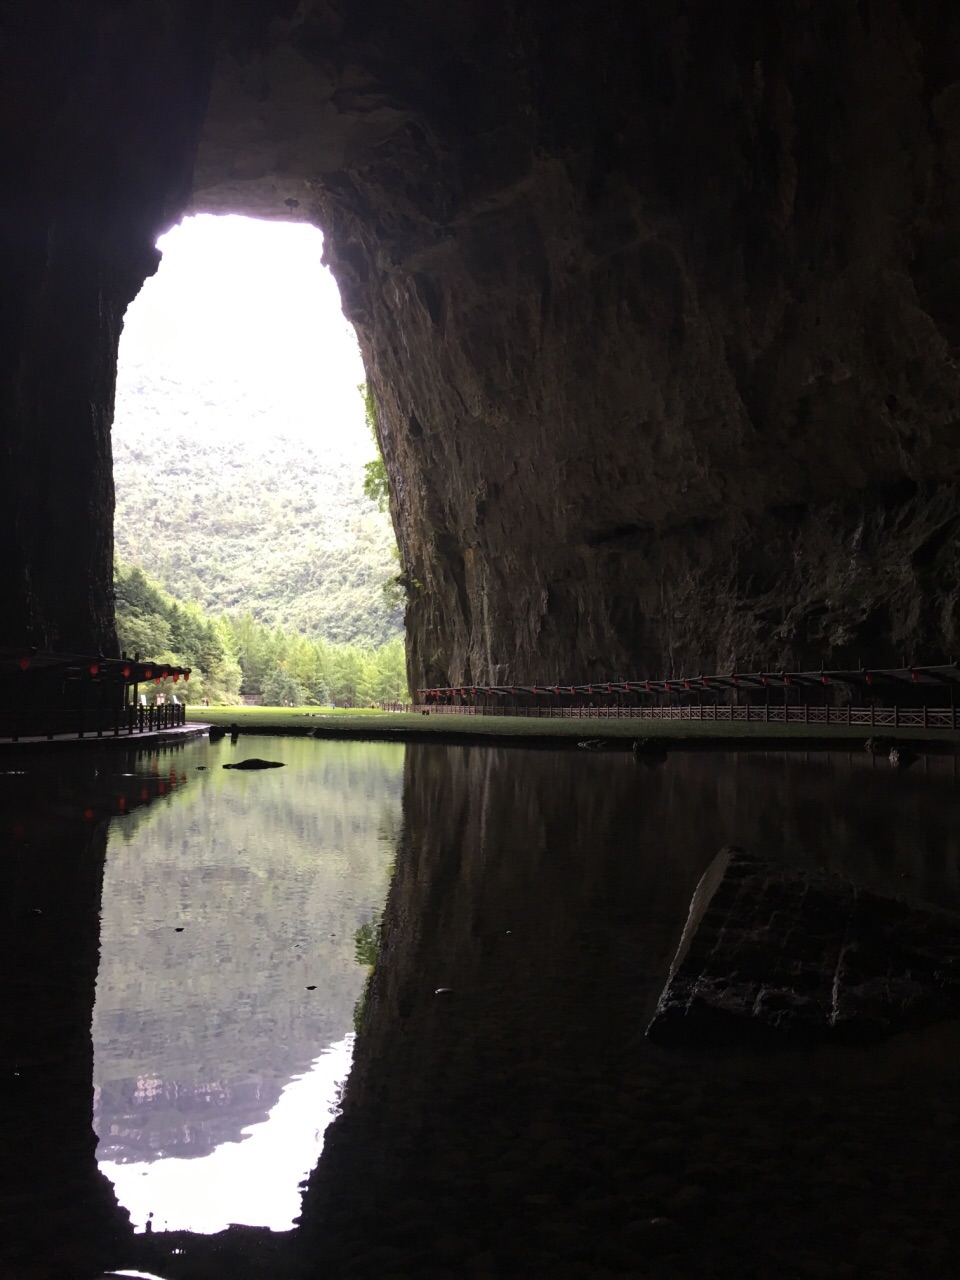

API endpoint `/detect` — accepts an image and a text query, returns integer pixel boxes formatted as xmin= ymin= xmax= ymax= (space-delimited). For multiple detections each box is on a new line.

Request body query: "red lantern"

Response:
xmin=784 ymin=675 xmax=791 ymax=686
xmin=732 ymin=677 xmax=739 ymax=687
xmin=607 ymin=683 xmax=613 ymax=693
xmin=144 ymin=667 xmax=153 ymax=678
xmin=161 ymin=667 xmax=169 ymax=678
xmin=139 ymin=788 xmax=149 ymax=803
xmin=83 ymin=807 xmax=94 ymax=820
xmin=588 ymin=685 xmax=593 ymax=694
xmin=762 ymin=676 xmax=769 ymax=686
xmin=702 ymin=679 xmax=710 ymax=690
xmin=664 ymin=682 xmax=671 ymax=692
xmin=865 ymin=673 xmax=873 ymax=685
xmin=625 ymin=682 xmax=631 ymax=693
xmin=911 ymin=670 xmax=918 ymax=682
xmin=18 ymin=656 xmax=30 ymax=672
xmin=122 ymin=665 xmax=131 ymax=678
xmin=89 ymin=663 xmax=99 ymax=676
xmin=155 ymin=677 xmax=161 ymax=685
xmin=645 ymin=682 xmax=651 ymax=691
xmin=684 ymin=681 xmax=691 ymax=691
xmin=118 ymin=796 xmax=127 ymax=813
xmin=822 ymin=675 xmax=830 ymax=685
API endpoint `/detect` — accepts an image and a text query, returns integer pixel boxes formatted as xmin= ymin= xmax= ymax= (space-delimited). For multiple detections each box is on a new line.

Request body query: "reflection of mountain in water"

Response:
xmin=92 ymin=738 xmax=401 ymax=1161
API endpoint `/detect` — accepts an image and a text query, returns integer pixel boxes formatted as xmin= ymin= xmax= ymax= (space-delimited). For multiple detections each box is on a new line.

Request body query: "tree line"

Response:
xmin=115 ymin=562 xmax=408 ymax=706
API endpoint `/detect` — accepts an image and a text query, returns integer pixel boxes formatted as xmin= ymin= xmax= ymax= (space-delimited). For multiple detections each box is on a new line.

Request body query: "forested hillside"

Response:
xmin=116 ymin=563 xmax=407 ymax=706
xmin=113 ymin=364 xmax=402 ymax=647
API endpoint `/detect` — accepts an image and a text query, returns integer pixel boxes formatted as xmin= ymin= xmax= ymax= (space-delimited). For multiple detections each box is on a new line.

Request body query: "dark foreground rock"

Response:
xmin=222 ymin=759 xmax=285 ymax=771
xmin=647 ymin=847 xmax=960 ymax=1046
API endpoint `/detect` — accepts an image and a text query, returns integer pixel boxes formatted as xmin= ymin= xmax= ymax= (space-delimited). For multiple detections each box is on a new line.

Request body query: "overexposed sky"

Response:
xmin=118 ymin=214 xmax=367 ymax=445
xmin=100 ymin=1037 xmax=353 ymax=1233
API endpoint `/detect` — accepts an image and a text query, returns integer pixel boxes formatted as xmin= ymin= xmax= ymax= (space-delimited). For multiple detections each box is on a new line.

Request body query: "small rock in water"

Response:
xmin=864 ymin=735 xmax=895 ymax=756
xmin=223 ymin=758 xmax=285 ymax=770
xmin=208 ymin=725 xmax=226 ymax=742
xmin=576 ymin=739 xmax=607 ymax=750
xmin=633 ymin=737 xmax=668 ymax=765
xmin=889 ymin=745 xmax=919 ymax=768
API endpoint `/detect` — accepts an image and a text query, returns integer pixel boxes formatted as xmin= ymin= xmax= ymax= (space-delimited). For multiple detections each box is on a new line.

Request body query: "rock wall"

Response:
xmin=188 ymin=0 xmax=960 ymax=686
xmin=4 ymin=2 xmax=960 ymax=684
xmin=0 ymin=2 xmax=217 ymax=652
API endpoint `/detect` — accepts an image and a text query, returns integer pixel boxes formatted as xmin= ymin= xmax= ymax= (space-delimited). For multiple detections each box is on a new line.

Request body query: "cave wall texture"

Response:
xmin=3 ymin=1 xmax=960 ymax=684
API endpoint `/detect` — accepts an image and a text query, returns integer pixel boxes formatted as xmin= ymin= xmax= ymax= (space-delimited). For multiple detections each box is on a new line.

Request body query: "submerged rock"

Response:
xmin=647 ymin=846 xmax=960 ymax=1046
xmin=208 ymin=726 xmax=226 ymax=742
xmin=633 ymin=738 xmax=668 ymax=765
xmin=222 ymin=758 xmax=285 ymax=770
xmin=889 ymin=745 xmax=919 ymax=769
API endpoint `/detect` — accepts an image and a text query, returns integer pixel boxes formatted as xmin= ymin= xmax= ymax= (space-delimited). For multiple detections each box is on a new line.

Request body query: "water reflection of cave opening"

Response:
xmin=91 ymin=736 xmax=401 ymax=1232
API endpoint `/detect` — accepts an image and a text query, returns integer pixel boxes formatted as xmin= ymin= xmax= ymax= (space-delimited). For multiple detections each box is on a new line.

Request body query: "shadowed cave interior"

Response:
xmin=4 ymin=2 xmax=960 ymax=1277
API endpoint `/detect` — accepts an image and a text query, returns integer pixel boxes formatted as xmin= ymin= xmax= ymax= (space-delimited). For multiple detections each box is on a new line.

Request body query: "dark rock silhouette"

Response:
xmin=633 ymin=738 xmax=669 ymax=765
xmin=648 ymin=847 xmax=960 ymax=1046
xmin=222 ymin=758 xmax=285 ymax=770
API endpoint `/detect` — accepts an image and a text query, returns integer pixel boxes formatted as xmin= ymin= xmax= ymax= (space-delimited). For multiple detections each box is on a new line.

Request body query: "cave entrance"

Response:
xmin=112 ymin=213 xmax=405 ymax=709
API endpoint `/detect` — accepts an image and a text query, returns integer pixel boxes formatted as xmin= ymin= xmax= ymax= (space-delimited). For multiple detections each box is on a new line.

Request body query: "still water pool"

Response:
xmin=91 ymin=736 xmax=402 ymax=1233
xmin=6 ymin=737 xmax=960 ymax=1278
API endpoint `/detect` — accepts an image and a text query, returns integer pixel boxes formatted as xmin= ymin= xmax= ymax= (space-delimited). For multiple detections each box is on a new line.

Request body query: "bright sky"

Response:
xmin=100 ymin=1037 xmax=353 ymax=1233
xmin=117 ymin=214 xmax=367 ymax=447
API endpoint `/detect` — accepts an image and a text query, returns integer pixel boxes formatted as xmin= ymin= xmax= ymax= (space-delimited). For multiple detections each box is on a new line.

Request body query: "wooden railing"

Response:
xmin=0 ymin=701 xmax=187 ymax=742
xmin=413 ymin=703 xmax=959 ymax=729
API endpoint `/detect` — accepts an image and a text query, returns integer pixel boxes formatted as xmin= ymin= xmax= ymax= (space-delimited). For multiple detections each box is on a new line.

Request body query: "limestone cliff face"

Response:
xmin=191 ymin=0 xmax=960 ymax=685
xmin=4 ymin=2 xmax=960 ymax=682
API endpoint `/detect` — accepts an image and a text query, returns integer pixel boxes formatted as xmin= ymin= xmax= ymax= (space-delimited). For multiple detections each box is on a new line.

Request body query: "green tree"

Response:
xmin=360 ymin=382 xmax=389 ymax=512
xmin=262 ymin=667 xmax=306 ymax=707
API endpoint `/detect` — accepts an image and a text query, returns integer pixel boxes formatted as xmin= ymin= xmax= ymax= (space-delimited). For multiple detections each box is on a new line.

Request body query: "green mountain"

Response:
xmin=112 ymin=363 xmax=403 ymax=648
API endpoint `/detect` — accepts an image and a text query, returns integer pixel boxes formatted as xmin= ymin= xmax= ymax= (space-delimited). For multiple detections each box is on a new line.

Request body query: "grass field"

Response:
xmin=184 ymin=705 xmax=949 ymax=745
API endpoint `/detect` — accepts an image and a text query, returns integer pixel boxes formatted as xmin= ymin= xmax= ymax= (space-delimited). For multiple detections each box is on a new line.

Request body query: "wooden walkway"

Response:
xmin=415 ymin=661 xmax=960 ymax=729
xmin=414 ymin=703 xmax=960 ymax=729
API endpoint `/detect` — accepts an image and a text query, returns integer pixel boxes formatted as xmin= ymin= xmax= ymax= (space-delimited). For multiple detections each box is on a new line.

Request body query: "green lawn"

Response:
xmin=184 ymin=705 xmax=948 ymax=744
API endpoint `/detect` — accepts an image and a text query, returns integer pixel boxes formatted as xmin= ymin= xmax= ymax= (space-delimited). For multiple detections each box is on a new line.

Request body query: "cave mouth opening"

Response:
xmin=112 ymin=212 xmax=404 ymax=707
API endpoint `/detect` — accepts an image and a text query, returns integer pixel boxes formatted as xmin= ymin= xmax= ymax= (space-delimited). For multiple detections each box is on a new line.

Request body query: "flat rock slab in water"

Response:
xmin=647 ymin=846 xmax=960 ymax=1046
xmin=222 ymin=759 xmax=285 ymax=770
